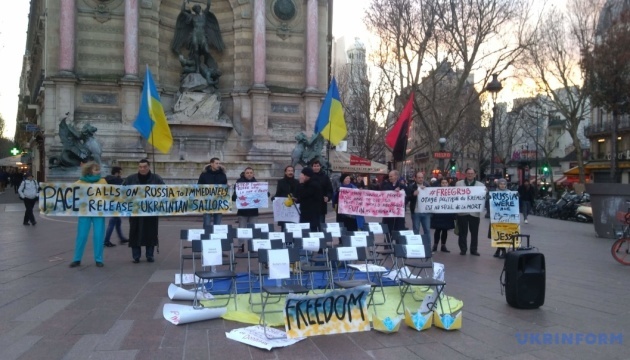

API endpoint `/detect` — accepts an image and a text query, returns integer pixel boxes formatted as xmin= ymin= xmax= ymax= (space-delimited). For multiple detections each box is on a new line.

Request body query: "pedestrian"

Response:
xmin=455 ymin=168 xmax=486 ymax=256
xmin=518 ymin=180 xmax=535 ymax=224
xmin=294 ymin=167 xmax=323 ymax=231
xmin=332 ymin=174 xmax=358 ymax=231
xmin=430 ymin=178 xmax=456 ymax=253
xmin=123 ymin=159 xmax=164 ymax=263
xmin=309 ymin=160 xmax=333 ymax=229
xmin=18 ymin=172 xmax=39 ymax=226
xmin=408 ymin=171 xmax=431 ymax=236
xmin=11 ymin=170 xmax=23 ymax=193
xmin=0 ymin=168 xmax=8 ymax=193
xmin=103 ymin=166 xmax=128 ymax=247
xmin=69 ymin=162 xmax=107 ymax=268
xmin=489 ymin=178 xmax=509 ymax=258
xmin=272 ymin=165 xmax=299 ymax=230
xmin=198 ymin=157 xmax=228 ymax=228
xmin=380 ymin=170 xmax=407 ymax=233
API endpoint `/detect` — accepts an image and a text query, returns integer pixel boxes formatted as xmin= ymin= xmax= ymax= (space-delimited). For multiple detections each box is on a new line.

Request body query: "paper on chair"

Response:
xmin=214 ymin=224 xmax=229 ymax=233
xmin=237 ymin=228 xmax=253 ymax=239
xmin=268 ymin=232 xmax=286 ymax=242
xmin=353 ymin=231 xmax=370 ymax=237
xmin=337 ymin=247 xmax=358 ymax=261
xmin=347 ymin=264 xmax=388 ymax=272
xmin=268 ymin=249 xmax=290 ymax=280
xmin=226 ymin=326 xmax=304 ymax=350
xmin=301 ymin=237 xmax=320 ymax=252
xmin=163 ymin=303 xmax=226 ymax=325
xmin=167 ymin=283 xmax=208 ymax=300
xmin=211 ymin=233 xmax=227 ymax=240
xmin=368 ymin=223 xmax=383 ymax=234
xmin=405 ymin=244 xmax=426 ymax=258
xmin=175 ymin=273 xmax=200 ymax=285
xmin=285 ymin=223 xmax=302 ymax=238
xmin=419 ymin=291 xmax=438 ymax=313
xmin=309 ymin=232 xmax=325 ymax=238
xmin=187 ymin=229 xmax=205 ymax=241
xmin=350 ymin=235 xmax=367 ymax=247
xmin=252 ymin=239 xmax=272 ymax=251
xmin=405 ymin=235 xmax=424 ymax=245
xmin=253 ymin=223 xmax=270 ymax=232
xmin=202 ymin=240 xmax=222 ymax=266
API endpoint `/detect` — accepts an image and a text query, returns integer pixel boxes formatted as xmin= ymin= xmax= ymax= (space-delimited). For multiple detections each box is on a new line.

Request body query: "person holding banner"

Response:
xmin=380 ymin=170 xmax=407 ymax=232
xmin=295 ymin=167 xmax=322 ymax=231
xmin=332 ymin=174 xmax=358 ymax=231
xmin=430 ymin=178 xmax=456 ymax=253
xmin=310 ymin=160 xmax=333 ymax=229
xmin=198 ymin=157 xmax=227 ymax=227
xmin=408 ymin=171 xmax=431 ymax=236
xmin=123 ymin=159 xmax=165 ymax=263
xmin=455 ymin=168 xmax=486 ymax=256
xmin=272 ymin=165 xmax=299 ymax=230
xmin=69 ymin=162 xmax=108 ymax=268
xmin=489 ymin=178 xmax=509 ymax=258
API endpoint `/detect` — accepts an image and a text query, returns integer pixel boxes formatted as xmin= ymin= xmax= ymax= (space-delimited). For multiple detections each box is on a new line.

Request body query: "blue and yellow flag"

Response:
xmin=314 ymin=77 xmax=347 ymax=146
xmin=133 ymin=66 xmax=173 ymax=154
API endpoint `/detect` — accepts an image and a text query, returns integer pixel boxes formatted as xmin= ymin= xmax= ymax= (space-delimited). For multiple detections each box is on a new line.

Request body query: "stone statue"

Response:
xmin=290 ymin=132 xmax=330 ymax=172
xmin=171 ymin=0 xmax=225 ymax=88
xmin=49 ymin=114 xmax=102 ymax=168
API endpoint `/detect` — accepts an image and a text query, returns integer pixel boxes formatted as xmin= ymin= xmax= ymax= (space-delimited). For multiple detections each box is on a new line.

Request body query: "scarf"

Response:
xmin=464 ymin=178 xmax=476 ymax=186
xmin=80 ymin=174 xmax=102 ymax=183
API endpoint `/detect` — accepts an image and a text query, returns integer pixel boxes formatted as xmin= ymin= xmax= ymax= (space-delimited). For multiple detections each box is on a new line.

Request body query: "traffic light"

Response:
xmin=449 ymin=159 xmax=456 ymax=171
xmin=10 ymin=147 xmax=20 ymax=156
xmin=542 ymin=164 xmax=549 ymax=173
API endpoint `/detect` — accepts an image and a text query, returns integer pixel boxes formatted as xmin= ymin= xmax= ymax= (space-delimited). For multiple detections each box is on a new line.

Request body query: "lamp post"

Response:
xmin=486 ymin=74 xmax=502 ymax=179
xmin=438 ymin=137 xmax=447 ymax=174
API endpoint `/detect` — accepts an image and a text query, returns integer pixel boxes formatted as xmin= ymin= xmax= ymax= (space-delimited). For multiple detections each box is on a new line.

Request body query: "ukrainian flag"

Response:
xmin=133 ymin=66 xmax=173 ymax=154
xmin=314 ymin=77 xmax=347 ymax=146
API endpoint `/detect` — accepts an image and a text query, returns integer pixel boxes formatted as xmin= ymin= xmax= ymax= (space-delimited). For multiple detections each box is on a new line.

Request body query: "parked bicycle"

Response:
xmin=611 ymin=200 xmax=630 ymax=266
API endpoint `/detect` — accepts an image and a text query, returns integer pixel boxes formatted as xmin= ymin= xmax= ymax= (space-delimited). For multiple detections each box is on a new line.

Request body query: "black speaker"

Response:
xmin=503 ymin=250 xmax=545 ymax=309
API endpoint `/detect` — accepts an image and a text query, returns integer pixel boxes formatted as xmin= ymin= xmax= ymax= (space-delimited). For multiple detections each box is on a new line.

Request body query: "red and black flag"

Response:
xmin=385 ymin=93 xmax=414 ymax=161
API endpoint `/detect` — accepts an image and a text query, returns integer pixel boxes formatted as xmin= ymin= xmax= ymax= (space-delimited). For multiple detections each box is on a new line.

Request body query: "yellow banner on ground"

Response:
xmin=284 ymin=285 xmax=371 ymax=338
xmin=39 ymin=183 xmax=231 ymax=216
xmin=490 ymin=223 xmax=521 ymax=248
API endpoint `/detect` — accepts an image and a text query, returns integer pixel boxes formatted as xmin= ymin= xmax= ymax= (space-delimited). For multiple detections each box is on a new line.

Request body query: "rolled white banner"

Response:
xmin=163 ymin=303 xmax=226 ymax=325
xmin=167 ymin=283 xmax=211 ymax=301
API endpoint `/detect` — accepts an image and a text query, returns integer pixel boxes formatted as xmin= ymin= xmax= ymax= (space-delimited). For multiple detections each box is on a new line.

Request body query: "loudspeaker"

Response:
xmin=503 ymin=250 xmax=545 ymax=309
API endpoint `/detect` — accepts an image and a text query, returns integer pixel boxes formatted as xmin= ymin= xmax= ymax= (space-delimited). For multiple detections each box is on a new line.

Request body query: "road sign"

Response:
xmin=433 ymin=151 xmax=452 ymax=159
xmin=25 ymin=124 xmax=39 ymax=132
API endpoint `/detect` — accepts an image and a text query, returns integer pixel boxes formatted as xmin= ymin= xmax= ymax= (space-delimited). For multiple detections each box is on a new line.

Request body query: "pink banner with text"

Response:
xmin=338 ymin=187 xmax=405 ymax=218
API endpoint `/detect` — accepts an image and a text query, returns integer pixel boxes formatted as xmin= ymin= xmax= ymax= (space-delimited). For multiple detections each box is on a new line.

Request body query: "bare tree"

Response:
xmin=520 ymin=0 xmax=604 ymax=183
xmin=0 ymin=113 xmax=5 ymax=138
xmin=365 ymin=0 xmax=536 ymax=164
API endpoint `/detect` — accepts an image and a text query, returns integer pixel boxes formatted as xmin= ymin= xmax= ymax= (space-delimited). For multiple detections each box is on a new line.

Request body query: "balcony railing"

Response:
xmin=584 ymin=118 xmax=630 ymax=137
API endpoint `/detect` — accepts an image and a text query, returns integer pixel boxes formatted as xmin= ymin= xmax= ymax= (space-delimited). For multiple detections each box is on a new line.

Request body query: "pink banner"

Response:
xmin=338 ymin=188 xmax=405 ymax=218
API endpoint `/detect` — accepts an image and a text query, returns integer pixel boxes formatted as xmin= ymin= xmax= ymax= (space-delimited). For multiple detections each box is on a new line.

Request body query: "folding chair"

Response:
xmin=397 ymin=234 xmax=434 ymax=278
xmin=248 ymin=223 xmax=275 ymax=233
xmin=365 ymin=223 xmax=395 ymax=266
xmin=339 ymin=234 xmax=386 ymax=305
xmin=191 ymin=238 xmax=238 ymax=310
xmin=293 ymin=237 xmax=334 ymax=292
xmin=179 ymin=228 xmax=206 ymax=288
xmin=234 ymin=227 xmax=262 ymax=259
xmin=247 ymin=238 xmax=284 ymax=311
xmin=258 ymin=247 xmax=309 ymax=339
xmin=304 ymin=231 xmax=333 ymax=264
xmin=328 ymin=246 xmax=379 ymax=316
xmin=393 ymin=240 xmax=447 ymax=315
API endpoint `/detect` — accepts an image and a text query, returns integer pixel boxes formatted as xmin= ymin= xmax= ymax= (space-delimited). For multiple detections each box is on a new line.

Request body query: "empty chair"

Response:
xmin=191 ymin=238 xmax=238 ymax=310
xmin=328 ymin=246 xmax=380 ymax=316
xmin=293 ymin=237 xmax=334 ymax=292
xmin=248 ymin=223 xmax=275 ymax=233
xmin=247 ymin=238 xmax=284 ymax=311
xmin=234 ymin=227 xmax=262 ymax=259
xmin=179 ymin=228 xmax=206 ymax=288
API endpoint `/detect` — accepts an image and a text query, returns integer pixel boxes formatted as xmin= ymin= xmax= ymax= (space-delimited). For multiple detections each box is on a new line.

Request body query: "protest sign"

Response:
xmin=235 ymin=182 xmax=268 ymax=209
xmin=489 ymin=191 xmax=520 ymax=247
xmin=417 ymin=186 xmax=486 ymax=213
xmin=163 ymin=303 xmax=226 ymax=325
xmin=273 ymin=197 xmax=300 ymax=224
xmin=40 ymin=183 xmax=231 ymax=217
xmin=225 ymin=326 xmax=304 ymax=350
xmin=337 ymin=188 xmax=405 ymax=218
xmin=284 ymin=285 xmax=371 ymax=338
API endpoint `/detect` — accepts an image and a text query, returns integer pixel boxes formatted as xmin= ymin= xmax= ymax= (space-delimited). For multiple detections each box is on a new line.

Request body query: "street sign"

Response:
xmin=25 ymin=124 xmax=39 ymax=132
xmin=433 ymin=151 xmax=452 ymax=159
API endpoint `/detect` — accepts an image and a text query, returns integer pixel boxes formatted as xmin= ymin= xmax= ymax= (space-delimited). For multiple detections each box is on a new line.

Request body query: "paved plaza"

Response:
xmin=0 ymin=189 xmax=628 ymax=360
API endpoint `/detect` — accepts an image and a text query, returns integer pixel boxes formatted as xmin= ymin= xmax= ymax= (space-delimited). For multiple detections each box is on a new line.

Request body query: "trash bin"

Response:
xmin=585 ymin=183 xmax=630 ymax=239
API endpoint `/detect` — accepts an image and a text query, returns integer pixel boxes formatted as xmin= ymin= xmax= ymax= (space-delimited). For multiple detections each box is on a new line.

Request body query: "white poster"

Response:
xmin=235 ymin=182 xmax=269 ymax=209
xmin=418 ymin=186 xmax=486 ymax=213
xmin=272 ymin=197 xmax=300 ymax=224
xmin=163 ymin=303 xmax=226 ymax=325
xmin=225 ymin=326 xmax=304 ymax=350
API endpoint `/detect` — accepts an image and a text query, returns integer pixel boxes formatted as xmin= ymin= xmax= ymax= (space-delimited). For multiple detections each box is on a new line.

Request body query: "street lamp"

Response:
xmin=486 ymin=73 xmax=502 ymax=179
xmin=438 ymin=137 xmax=447 ymax=174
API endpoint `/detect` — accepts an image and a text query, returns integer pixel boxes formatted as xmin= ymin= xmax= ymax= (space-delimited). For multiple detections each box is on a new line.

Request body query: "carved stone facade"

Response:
xmin=18 ymin=0 xmax=330 ymax=184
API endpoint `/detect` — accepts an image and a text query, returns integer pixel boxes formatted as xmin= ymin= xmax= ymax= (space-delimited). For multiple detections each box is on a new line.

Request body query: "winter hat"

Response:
xmin=301 ymin=167 xmax=314 ymax=178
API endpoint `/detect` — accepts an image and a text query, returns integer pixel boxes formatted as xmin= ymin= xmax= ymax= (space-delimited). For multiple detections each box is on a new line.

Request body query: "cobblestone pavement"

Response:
xmin=0 ymin=190 xmax=628 ymax=359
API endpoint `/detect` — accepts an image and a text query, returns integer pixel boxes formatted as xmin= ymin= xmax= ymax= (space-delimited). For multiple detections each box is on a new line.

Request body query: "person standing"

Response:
xmin=430 ymin=178 xmax=456 ymax=252
xmin=518 ymin=180 xmax=535 ymax=224
xmin=272 ymin=165 xmax=299 ymax=230
xmin=103 ymin=167 xmax=128 ymax=247
xmin=294 ymin=167 xmax=323 ymax=231
xmin=198 ymin=157 xmax=228 ymax=228
xmin=489 ymin=178 xmax=510 ymax=258
xmin=381 ymin=170 xmax=407 ymax=233
xmin=123 ymin=159 xmax=164 ymax=263
xmin=18 ymin=172 xmax=39 ymax=226
xmin=310 ymin=160 xmax=333 ymax=229
xmin=455 ymin=168 xmax=486 ymax=256
xmin=69 ymin=162 xmax=107 ymax=268
xmin=11 ymin=170 xmax=23 ymax=194
xmin=332 ymin=174 xmax=358 ymax=231
xmin=408 ymin=171 xmax=431 ymax=236
xmin=232 ymin=167 xmax=266 ymax=228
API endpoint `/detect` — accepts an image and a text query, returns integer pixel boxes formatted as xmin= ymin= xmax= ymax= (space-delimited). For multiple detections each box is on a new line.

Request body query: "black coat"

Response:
xmin=273 ymin=176 xmax=299 ymax=199
xmin=105 ymin=174 xmax=124 ymax=185
xmin=198 ymin=166 xmax=228 ymax=185
xmin=123 ymin=171 xmax=165 ymax=247
xmin=518 ymin=185 xmax=535 ymax=202
xmin=310 ymin=170 xmax=333 ymax=215
xmin=295 ymin=179 xmax=323 ymax=229
xmin=406 ymin=180 xmax=429 ymax=213
xmin=431 ymin=212 xmax=456 ymax=230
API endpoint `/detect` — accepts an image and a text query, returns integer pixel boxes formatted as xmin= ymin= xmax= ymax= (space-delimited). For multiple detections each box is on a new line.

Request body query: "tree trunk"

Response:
xmin=572 ymin=133 xmax=586 ymax=184
xmin=610 ymin=112 xmax=619 ymax=183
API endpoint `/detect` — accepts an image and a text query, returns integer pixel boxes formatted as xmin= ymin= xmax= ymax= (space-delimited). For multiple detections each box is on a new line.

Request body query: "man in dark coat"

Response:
xmin=198 ymin=157 xmax=228 ymax=228
xmin=123 ymin=159 xmax=165 ymax=263
xmin=272 ymin=165 xmax=300 ymax=230
xmin=518 ymin=180 xmax=536 ymax=224
xmin=309 ymin=160 xmax=333 ymax=229
xmin=295 ymin=167 xmax=323 ymax=231
xmin=381 ymin=170 xmax=407 ymax=233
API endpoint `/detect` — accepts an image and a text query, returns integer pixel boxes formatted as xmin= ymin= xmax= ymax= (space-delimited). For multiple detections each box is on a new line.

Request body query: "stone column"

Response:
xmin=253 ymin=0 xmax=266 ymax=88
xmin=59 ymin=0 xmax=76 ymax=75
xmin=305 ymin=0 xmax=318 ymax=91
xmin=124 ymin=0 xmax=139 ymax=78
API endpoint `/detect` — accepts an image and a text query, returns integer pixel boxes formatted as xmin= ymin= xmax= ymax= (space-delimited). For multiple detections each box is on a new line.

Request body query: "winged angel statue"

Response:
xmin=171 ymin=0 xmax=225 ymax=88
xmin=49 ymin=114 xmax=102 ymax=168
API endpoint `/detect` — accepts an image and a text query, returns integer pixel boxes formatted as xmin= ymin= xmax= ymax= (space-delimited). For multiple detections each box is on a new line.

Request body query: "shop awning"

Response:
xmin=329 ymin=151 xmax=388 ymax=174
xmin=0 ymin=155 xmax=23 ymax=167
xmin=564 ymin=166 xmax=589 ymax=176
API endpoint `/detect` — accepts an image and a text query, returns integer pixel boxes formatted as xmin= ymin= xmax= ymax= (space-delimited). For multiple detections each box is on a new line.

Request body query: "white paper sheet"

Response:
xmin=368 ymin=223 xmax=383 ymax=234
xmin=267 ymin=232 xmax=286 ymax=242
xmin=309 ymin=232 xmax=325 ymax=238
xmin=237 ymin=228 xmax=253 ymax=239
xmin=175 ymin=273 xmax=200 ymax=285
xmin=187 ymin=229 xmax=205 ymax=241
xmin=213 ymin=225 xmax=229 ymax=233
xmin=347 ymin=264 xmax=388 ymax=272
xmin=225 ymin=326 xmax=304 ymax=350
xmin=163 ymin=303 xmax=226 ymax=325
xmin=350 ymin=235 xmax=367 ymax=247
xmin=202 ymin=240 xmax=223 ymax=266
xmin=337 ymin=247 xmax=358 ymax=261
xmin=405 ymin=235 xmax=424 ymax=245
xmin=301 ymin=237 xmax=320 ymax=252
xmin=211 ymin=233 xmax=228 ymax=240
xmin=267 ymin=249 xmax=290 ymax=280
xmin=405 ymin=244 xmax=426 ymax=258
xmin=252 ymin=239 xmax=272 ymax=251
xmin=167 ymin=283 xmax=207 ymax=300
xmin=254 ymin=223 xmax=270 ymax=232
